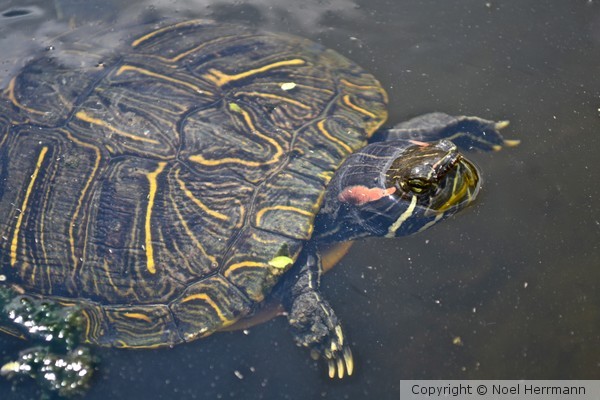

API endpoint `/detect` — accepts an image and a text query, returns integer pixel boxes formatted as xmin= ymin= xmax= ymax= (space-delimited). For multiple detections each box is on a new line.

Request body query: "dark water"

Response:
xmin=0 ymin=0 xmax=598 ymax=398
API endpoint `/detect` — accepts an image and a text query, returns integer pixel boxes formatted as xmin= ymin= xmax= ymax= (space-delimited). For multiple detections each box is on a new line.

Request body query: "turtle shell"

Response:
xmin=0 ymin=20 xmax=387 ymax=347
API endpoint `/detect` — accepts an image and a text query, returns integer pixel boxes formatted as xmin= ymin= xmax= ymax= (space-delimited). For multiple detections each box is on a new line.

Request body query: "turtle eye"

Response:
xmin=403 ymin=178 xmax=434 ymax=194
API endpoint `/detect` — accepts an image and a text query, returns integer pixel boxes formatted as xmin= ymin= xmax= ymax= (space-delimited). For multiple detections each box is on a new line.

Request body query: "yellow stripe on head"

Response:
xmin=385 ymin=195 xmax=417 ymax=238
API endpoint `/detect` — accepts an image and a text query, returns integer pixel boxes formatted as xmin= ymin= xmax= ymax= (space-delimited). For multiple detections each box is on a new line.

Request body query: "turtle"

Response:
xmin=0 ymin=19 xmax=515 ymax=387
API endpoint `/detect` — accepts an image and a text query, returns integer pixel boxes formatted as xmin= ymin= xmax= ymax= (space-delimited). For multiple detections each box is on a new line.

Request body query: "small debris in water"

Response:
xmin=452 ymin=336 xmax=463 ymax=346
xmin=234 ymin=370 xmax=244 ymax=379
xmin=280 ymin=82 xmax=296 ymax=91
xmin=228 ymin=102 xmax=242 ymax=113
xmin=268 ymin=255 xmax=293 ymax=269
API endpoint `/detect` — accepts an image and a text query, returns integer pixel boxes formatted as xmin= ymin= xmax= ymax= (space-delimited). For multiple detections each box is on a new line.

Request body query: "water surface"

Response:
xmin=0 ymin=0 xmax=598 ymax=399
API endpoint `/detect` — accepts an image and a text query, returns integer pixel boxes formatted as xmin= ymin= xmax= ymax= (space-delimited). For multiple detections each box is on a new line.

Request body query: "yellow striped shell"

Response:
xmin=0 ymin=20 xmax=388 ymax=347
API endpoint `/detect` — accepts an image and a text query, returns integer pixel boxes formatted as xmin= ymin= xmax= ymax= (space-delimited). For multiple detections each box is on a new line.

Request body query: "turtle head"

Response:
xmin=385 ymin=139 xmax=480 ymax=216
xmin=315 ymin=139 xmax=480 ymax=241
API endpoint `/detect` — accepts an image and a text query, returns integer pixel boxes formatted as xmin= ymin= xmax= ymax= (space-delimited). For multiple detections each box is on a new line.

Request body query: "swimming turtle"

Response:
xmin=0 ymin=19 xmax=514 ymax=386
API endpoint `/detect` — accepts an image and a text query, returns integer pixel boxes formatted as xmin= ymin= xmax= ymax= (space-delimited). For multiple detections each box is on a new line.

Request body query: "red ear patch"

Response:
xmin=337 ymin=185 xmax=396 ymax=206
xmin=408 ymin=140 xmax=430 ymax=147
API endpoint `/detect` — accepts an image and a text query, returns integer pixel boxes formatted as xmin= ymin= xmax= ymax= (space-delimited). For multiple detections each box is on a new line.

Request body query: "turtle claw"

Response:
xmin=290 ymin=315 xmax=355 ymax=379
xmin=492 ymin=138 xmax=521 ymax=151
xmin=493 ymin=120 xmax=521 ymax=150
xmin=326 ymin=343 xmax=353 ymax=379
xmin=503 ymin=138 xmax=521 ymax=147
xmin=344 ymin=346 xmax=354 ymax=376
xmin=495 ymin=120 xmax=510 ymax=130
xmin=324 ymin=327 xmax=354 ymax=379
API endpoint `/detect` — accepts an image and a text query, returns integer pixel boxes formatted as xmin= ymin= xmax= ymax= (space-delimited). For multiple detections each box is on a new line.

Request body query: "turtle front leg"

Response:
xmin=376 ymin=112 xmax=519 ymax=151
xmin=279 ymin=250 xmax=353 ymax=379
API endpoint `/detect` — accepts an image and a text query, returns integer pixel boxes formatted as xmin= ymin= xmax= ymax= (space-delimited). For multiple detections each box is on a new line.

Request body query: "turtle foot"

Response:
xmin=287 ymin=291 xmax=354 ymax=379
xmin=379 ymin=112 xmax=519 ymax=152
